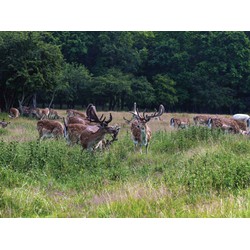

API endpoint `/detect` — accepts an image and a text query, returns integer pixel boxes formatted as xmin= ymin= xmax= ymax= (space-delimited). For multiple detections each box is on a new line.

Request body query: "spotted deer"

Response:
xmin=170 ymin=117 xmax=190 ymax=129
xmin=232 ymin=114 xmax=250 ymax=132
xmin=48 ymin=109 xmax=60 ymax=119
xmin=207 ymin=117 xmax=247 ymax=134
xmin=193 ymin=115 xmax=215 ymax=126
xmin=32 ymin=108 xmax=50 ymax=120
xmin=124 ymin=103 xmax=165 ymax=154
xmin=37 ymin=120 xmax=64 ymax=140
xmin=66 ymin=109 xmax=86 ymax=118
xmin=9 ymin=108 xmax=20 ymax=118
xmin=79 ymin=104 xmax=120 ymax=151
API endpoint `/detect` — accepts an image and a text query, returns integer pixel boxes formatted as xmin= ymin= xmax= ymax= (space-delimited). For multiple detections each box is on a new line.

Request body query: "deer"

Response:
xmin=232 ymin=114 xmax=250 ymax=132
xmin=124 ymin=103 xmax=165 ymax=154
xmin=207 ymin=117 xmax=247 ymax=134
xmin=32 ymin=108 xmax=50 ymax=120
xmin=66 ymin=109 xmax=86 ymax=118
xmin=0 ymin=119 xmax=11 ymax=128
xmin=37 ymin=119 xmax=64 ymax=141
xmin=193 ymin=115 xmax=215 ymax=126
xmin=63 ymin=118 xmax=88 ymax=146
xmin=9 ymin=107 xmax=20 ymax=118
xmin=48 ymin=109 xmax=60 ymax=119
xmin=78 ymin=104 xmax=120 ymax=151
xmin=170 ymin=117 xmax=190 ymax=129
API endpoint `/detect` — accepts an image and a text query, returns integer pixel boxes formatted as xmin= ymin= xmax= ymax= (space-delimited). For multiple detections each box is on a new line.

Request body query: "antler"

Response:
xmin=144 ymin=104 xmax=165 ymax=122
xmin=86 ymin=103 xmax=112 ymax=126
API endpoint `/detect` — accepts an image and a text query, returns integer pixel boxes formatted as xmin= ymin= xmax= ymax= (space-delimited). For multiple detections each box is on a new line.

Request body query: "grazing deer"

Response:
xmin=63 ymin=118 xmax=88 ymax=146
xmin=78 ymin=104 xmax=120 ymax=151
xmin=207 ymin=117 xmax=247 ymax=134
xmin=125 ymin=103 xmax=165 ymax=154
xmin=193 ymin=115 xmax=214 ymax=126
xmin=48 ymin=109 xmax=60 ymax=119
xmin=66 ymin=116 xmax=89 ymax=125
xmin=37 ymin=120 xmax=64 ymax=140
xmin=0 ymin=119 xmax=10 ymax=128
xmin=9 ymin=107 xmax=20 ymax=118
xmin=32 ymin=108 xmax=50 ymax=120
xmin=66 ymin=109 xmax=86 ymax=118
xmin=232 ymin=114 xmax=250 ymax=132
xmin=170 ymin=117 xmax=190 ymax=129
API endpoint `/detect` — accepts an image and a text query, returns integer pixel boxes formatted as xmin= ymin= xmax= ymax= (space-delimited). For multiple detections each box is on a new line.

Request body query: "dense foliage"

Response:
xmin=1 ymin=31 xmax=250 ymax=113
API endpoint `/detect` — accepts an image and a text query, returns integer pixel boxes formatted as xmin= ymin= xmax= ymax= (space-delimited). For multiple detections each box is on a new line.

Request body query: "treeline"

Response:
xmin=1 ymin=31 xmax=250 ymax=113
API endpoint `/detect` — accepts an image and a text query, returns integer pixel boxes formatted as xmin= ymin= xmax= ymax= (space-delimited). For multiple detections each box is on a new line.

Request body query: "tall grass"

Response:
xmin=0 ymin=113 xmax=250 ymax=217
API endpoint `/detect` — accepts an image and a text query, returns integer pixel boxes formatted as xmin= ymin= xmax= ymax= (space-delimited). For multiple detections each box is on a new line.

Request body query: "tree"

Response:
xmin=0 ymin=32 xmax=64 ymax=111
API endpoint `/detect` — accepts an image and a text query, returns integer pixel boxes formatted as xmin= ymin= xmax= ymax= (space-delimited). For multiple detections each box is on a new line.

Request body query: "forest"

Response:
xmin=1 ymin=31 xmax=250 ymax=114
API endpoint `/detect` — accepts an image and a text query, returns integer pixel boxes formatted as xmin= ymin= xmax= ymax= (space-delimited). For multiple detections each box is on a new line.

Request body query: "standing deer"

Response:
xmin=170 ymin=117 xmax=190 ymax=129
xmin=124 ymin=103 xmax=165 ymax=154
xmin=9 ymin=108 xmax=20 ymax=118
xmin=37 ymin=120 xmax=64 ymax=140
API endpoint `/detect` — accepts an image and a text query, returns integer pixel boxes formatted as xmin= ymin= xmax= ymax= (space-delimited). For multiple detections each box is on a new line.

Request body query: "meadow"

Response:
xmin=0 ymin=110 xmax=250 ymax=218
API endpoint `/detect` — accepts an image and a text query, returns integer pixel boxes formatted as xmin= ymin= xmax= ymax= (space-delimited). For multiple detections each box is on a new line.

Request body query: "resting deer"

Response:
xmin=207 ymin=117 xmax=247 ymax=134
xmin=0 ymin=119 xmax=10 ymax=128
xmin=170 ymin=117 xmax=190 ymax=129
xmin=124 ymin=103 xmax=165 ymax=154
xmin=37 ymin=119 xmax=64 ymax=140
xmin=9 ymin=107 xmax=20 ymax=118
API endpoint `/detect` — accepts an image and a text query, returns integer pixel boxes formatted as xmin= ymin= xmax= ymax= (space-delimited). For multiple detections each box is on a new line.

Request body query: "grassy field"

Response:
xmin=0 ymin=110 xmax=250 ymax=218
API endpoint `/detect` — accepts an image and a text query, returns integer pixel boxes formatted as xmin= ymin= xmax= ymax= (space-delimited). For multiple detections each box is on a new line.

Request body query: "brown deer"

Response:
xmin=63 ymin=118 xmax=88 ymax=146
xmin=193 ymin=115 xmax=214 ymax=126
xmin=9 ymin=108 xmax=20 ymax=118
xmin=78 ymin=104 xmax=120 ymax=151
xmin=48 ymin=109 xmax=60 ymax=119
xmin=125 ymin=103 xmax=165 ymax=154
xmin=170 ymin=117 xmax=190 ymax=129
xmin=37 ymin=120 xmax=64 ymax=140
xmin=66 ymin=109 xmax=86 ymax=118
xmin=0 ymin=119 xmax=10 ymax=128
xmin=32 ymin=108 xmax=50 ymax=120
xmin=207 ymin=117 xmax=247 ymax=134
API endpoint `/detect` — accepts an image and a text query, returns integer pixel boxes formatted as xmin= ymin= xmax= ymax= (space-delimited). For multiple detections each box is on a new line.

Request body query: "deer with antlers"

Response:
xmin=64 ymin=104 xmax=120 ymax=150
xmin=124 ymin=103 xmax=165 ymax=154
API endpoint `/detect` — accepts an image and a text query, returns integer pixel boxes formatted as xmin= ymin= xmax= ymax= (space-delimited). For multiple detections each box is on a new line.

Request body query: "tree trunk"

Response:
xmin=48 ymin=90 xmax=56 ymax=109
xmin=32 ymin=93 xmax=37 ymax=108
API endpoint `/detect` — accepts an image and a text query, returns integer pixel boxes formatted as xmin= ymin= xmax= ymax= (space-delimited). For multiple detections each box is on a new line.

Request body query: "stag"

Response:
xmin=79 ymin=104 xmax=120 ymax=151
xmin=124 ymin=103 xmax=165 ymax=154
xmin=9 ymin=108 xmax=20 ymax=118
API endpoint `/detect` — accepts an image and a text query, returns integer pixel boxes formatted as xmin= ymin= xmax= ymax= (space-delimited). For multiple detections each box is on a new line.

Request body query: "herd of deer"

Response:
xmin=1 ymin=104 xmax=250 ymax=153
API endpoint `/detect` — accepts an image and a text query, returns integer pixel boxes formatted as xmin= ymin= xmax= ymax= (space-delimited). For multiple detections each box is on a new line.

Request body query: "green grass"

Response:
xmin=0 ymin=115 xmax=250 ymax=217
